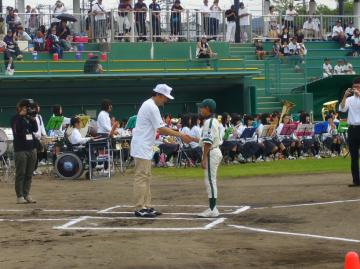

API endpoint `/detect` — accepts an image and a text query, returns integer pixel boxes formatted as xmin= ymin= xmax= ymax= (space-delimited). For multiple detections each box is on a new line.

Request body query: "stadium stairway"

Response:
xmin=230 ymin=41 xmax=355 ymax=114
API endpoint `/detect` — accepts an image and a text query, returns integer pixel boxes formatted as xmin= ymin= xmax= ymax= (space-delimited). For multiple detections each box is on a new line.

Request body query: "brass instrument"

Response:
xmin=275 ymin=100 xmax=295 ymax=127
xmin=321 ymin=100 xmax=338 ymax=121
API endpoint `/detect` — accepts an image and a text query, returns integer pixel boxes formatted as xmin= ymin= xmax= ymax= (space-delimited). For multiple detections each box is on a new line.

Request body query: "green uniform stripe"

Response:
xmin=202 ymin=138 xmax=213 ymax=143
xmin=207 ymin=151 xmax=215 ymax=199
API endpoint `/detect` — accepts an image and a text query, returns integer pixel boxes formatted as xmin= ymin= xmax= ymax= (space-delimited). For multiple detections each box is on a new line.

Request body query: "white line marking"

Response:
xmin=54 ymin=216 xmax=89 ymax=229
xmin=0 ymin=209 xmax=99 ymax=212
xmin=232 ymin=206 xmax=251 ymax=215
xmin=82 ymin=216 xmax=217 ymax=221
xmin=53 ymin=227 xmax=209 ymax=231
xmin=229 ymin=225 xmax=360 ymax=244
xmin=204 ymin=218 xmax=226 ymax=229
xmin=97 ymin=205 xmax=123 ymax=214
xmin=0 ymin=218 xmax=76 ymax=222
xmin=254 ymin=199 xmax=360 ymax=210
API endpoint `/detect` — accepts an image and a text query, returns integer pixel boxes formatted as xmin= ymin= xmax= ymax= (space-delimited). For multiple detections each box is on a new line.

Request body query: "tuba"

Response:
xmin=321 ymin=100 xmax=338 ymax=121
xmin=276 ymin=100 xmax=295 ymax=127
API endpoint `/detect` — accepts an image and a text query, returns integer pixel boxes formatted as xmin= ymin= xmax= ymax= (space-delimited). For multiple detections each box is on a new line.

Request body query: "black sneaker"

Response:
xmin=134 ymin=208 xmax=156 ymax=218
xmin=147 ymin=208 xmax=162 ymax=216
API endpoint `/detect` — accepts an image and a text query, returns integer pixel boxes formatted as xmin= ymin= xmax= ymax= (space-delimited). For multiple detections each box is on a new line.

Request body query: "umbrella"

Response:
xmin=56 ymin=13 xmax=78 ymax=22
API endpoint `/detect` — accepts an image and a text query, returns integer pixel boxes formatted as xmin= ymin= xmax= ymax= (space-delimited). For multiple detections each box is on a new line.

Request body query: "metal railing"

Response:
xmin=264 ymin=56 xmax=360 ymax=95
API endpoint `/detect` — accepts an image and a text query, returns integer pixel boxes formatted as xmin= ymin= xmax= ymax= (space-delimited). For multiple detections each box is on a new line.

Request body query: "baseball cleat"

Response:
xmin=198 ymin=207 xmax=220 ymax=218
xmin=134 ymin=208 xmax=157 ymax=218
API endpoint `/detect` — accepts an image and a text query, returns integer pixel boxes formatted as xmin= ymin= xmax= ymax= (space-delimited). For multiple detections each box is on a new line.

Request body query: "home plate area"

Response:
xmin=53 ymin=205 xmax=251 ymax=231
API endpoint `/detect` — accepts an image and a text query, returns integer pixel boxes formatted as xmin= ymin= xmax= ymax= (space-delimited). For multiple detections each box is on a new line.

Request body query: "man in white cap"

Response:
xmin=131 ymin=84 xmax=192 ymax=218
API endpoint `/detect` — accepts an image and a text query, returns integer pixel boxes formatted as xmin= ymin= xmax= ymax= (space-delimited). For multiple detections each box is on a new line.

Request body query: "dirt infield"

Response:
xmin=0 ymin=171 xmax=359 ymax=269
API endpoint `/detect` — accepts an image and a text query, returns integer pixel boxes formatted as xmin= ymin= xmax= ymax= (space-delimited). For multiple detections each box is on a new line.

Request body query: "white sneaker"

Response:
xmin=330 ymin=153 xmax=337 ymax=158
xmin=198 ymin=207 xmax=220 ymax=218
xmin=256 ymin=157 xmax=264 ymax=162
xmin=265 ymin=157 xmax=272 ymax=162
xmin=314 ymin=154 xmax=321 ymax=159
xmin=39 ymin=160 xmax=47 ymax=166
xmin=287 ymin=155 xmax=296 ymax=160
xmin=299 ymin=156 xmax=306 ymax=160
xmin=166 ymin=161 xmax=174 ymax=167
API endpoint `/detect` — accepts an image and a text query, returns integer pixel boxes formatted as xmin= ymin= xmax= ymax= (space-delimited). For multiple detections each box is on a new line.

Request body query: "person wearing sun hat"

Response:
xmin=130 ymin=84 xmax=193 ymax=218
xmin=191 ymin=99 xmax=223 ymax=218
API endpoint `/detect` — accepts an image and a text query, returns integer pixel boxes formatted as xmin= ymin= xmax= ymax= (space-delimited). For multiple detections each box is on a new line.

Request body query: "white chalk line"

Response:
xmin=229 ymin=225 xmax=360 ymax=244
xmin=254 ymin=198 xmax=360 ymax=210
xmin=0 ymin=209 xmax=99 ymax=213
xmin=54 ymin=217 xmax=227 ymax=231
xmin=0 ymin=218 xmax=76 ymax=222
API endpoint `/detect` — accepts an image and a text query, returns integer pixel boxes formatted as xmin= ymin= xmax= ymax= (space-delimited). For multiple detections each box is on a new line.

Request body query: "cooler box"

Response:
xmin=73 ymin=36 xmax=89 ymax=43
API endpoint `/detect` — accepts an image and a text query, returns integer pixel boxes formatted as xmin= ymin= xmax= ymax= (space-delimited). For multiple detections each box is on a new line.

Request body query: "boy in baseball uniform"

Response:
xmin=195 ymin=99 xmax=223 ymax=218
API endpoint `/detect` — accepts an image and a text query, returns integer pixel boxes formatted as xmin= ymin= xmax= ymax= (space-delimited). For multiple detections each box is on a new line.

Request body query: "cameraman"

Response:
xmin=11 ymin=99 xmax=38 ymax=204
xmin=340 ymin=77 xmax=360 ymax=187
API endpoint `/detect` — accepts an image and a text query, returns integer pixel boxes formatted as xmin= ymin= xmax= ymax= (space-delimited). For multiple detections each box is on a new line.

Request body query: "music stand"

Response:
xmin=280 ymin=124 xmax=298 ymax=136
xmin=259 ymin=125 xmax=275 ymax=139
xmin=240 ymin=128 xmax=256 ymax=141
xmin=296 ymin=124 xmax=314 ymax=138
xmin=314 ymin=122 xmax=328 ymax=135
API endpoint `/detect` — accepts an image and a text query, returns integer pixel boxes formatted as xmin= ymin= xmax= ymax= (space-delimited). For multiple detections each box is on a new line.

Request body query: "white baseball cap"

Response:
xmin=153 ymin=84 xmax=174 ymax=100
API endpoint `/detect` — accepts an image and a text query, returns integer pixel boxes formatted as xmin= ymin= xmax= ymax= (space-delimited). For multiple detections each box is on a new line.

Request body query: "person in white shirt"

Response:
xmin=209 ymin=0 xmax=221 ymax=40
xmin=339 ymin=78 xmax=360 ymax=187
xmin=52 ymin=0 xmax=67 ymax=23
xmin=33 ymin=103 xmax=48 ymax=174
xmin=225 ymin=5 xmax=236 ymax=43
xmin=284 ymin=4 xmax=297 ymax=33
xmin=189 ymin=113 xmax=202 ymax=163
xmin=92 ymin=0 xmax=107 ymax=42
xmin=130 ymin=84 xmax=192 ymax=218
xmin=343 ymin=60 xmax=356 ymax=75
xmin=334 ymin=59 xmax=344 ymax=75
xmin=96 ymin=99 xmax=119 ymax=137
xmin=345 ymin=21 xmax=355 ymax=43
xmin=332 ymin=20 xmax=346 ymax=49
xmin=16 ymin=26 xmax=32 ymax=42
xmin=68 ymin=117 xmax=93 ymax=145
xmin=24 ymin=5 xmax=32 ymax=33
xmin=323 ymin=58 xmax=333 ymax=78
xmin=201 ymin=0 xmax=211 ymax=36
xmin=303 ymin=17 xmax=315 ymax=39
xmin=238 ymin=2 xmax=250 ymax=43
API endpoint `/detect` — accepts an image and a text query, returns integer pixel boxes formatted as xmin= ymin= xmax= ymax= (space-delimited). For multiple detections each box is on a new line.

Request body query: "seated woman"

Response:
xmin=196 ymin=36 xmax=216 ymax=67
xmin=257 ymin=113 xmax=278 ymax=161
xmin=68 ymin=117 xmax=93 ymax=145
xmin=219 ymin=112 xmax=238 ymax=163
xmin=255 ymin=40 xmax=266 ymax=60
xmin=3 ymin=29 xmax=23 ymax=75
xmin=84 ymin=55 xmax=104 ymax=74
xmin=322 ymin=114 xmax=342 ymax=157
xmin=34 ymin=31 xmax=45 ymax=51
xmin=46 ymin=27 xmax=63 ymax=59
xmin=276 ymin=114 xmax=300 ymax=159
xmin=351 ymin=28 xmax=360 ymax=56
xmin=56 ymin=19 xmax=72 ymax=51
xmin=189 ymin=113 xmax=202 ymax=164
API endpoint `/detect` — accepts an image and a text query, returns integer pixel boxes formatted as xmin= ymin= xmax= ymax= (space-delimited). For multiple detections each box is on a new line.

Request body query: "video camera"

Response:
xmin=21 ymin=99 xmax=37 ymax=118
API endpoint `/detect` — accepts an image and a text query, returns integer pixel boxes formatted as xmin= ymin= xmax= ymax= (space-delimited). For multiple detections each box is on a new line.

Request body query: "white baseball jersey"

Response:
xmin=200 ymin=117 xmax=222 ymax=149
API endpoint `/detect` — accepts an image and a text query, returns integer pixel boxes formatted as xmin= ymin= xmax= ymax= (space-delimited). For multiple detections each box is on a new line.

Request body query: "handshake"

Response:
xmin=179 ymin=133 xmax=198 ymax=144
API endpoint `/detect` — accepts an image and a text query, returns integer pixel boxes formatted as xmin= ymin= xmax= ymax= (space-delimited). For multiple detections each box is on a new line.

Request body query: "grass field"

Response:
xmin=153 ymin=157 xmax=349 ymax=179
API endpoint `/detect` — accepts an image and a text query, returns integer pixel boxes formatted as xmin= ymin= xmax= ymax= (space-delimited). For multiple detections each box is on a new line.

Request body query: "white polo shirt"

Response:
xmin=238 ymin=7 xmax=250 ymax=26
xmin=93 ymin=2 xmax=107 ymax=21
xmin=339 ymin=95 xmax=360 ymax=126
xmin=131 ymin=98 xmax=165 ymax=160
xmin=97 ymin=110 xmax=111 ymax=134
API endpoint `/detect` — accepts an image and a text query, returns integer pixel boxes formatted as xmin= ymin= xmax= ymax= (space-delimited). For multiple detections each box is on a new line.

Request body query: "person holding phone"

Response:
xmin=339 ymin=77 xmax=360 ymax=187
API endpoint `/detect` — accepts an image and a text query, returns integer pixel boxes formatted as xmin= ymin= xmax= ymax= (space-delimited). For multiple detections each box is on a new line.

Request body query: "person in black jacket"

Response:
xmin=11 ymin=99 xmax=38 ymax=204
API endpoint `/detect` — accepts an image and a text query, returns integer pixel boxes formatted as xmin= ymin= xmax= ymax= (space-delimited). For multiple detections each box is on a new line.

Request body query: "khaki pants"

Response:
xmin=134 ymin=158 xmax=152 ymax=210
xmin=14 ymin=149 xmax=37 ymax=198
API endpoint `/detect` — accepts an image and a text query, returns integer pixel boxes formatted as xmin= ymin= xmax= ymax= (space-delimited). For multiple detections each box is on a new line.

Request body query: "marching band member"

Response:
xmin=322 ymin=114 xmax=342 ymax=157
xmin=237 ymin=115 xmax=262 ymax=162
xmin=257 ymin=114 xmax=278 ymax=161
xmin=276 ymin=114 xmax=298 ymax=159
xmin=68 ymin=117 xmax=93 ymax=145
xmin=299 ymin=112 xmax=320 ymax=159
xmin=97 ymin=99 xmax=119 ymax=137
xmin=219 ymin=112 xmax=237 ymax=163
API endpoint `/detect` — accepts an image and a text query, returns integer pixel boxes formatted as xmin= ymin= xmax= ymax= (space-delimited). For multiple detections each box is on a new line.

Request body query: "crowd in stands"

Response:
xmin=323 ymin=58 xmax=356 ymax=78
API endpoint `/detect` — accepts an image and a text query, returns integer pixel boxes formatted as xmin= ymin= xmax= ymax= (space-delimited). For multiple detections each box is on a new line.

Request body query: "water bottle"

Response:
xmin=32 ymin=51 xmax=38 ymax=61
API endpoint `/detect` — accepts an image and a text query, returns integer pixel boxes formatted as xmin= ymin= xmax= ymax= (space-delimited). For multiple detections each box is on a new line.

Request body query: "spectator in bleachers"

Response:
xmin=272 ymin=39 xmax=282 ymax=57
xmin=351 ymin=28 xmax=360 ymax=56
xmin=201 ymin=0 xmax=210 ymax=36
xmin=268 ymin=6 xmax=278 ymax=33
xmin=345 ymin=21 xmax=355 ymax=43
xmin=343 ymin=59 xmax=356 ymax=75
xmin=24 ymin=5 xmax=32 ymax=34
xmin=46 ymin=27 xmax=63 ymax=59
xmin=197 ymin=36 xmax=214 ymax=66
xmin=303 ymin=17 xmax=316 ymax=39
xmin=56 ymin=20 xmax=72 ymax=51
xmin=323 ymin=58 xmax=333 ymax=78
xmin=170 ymin=0 xmax=183 ymax=37
xmin=255 ymin=40 xmax=266 ymax=60
xmin=6 ymin=9 xmax=21 ymax=32
xmin=52 ymin=1 xmax=67 ymax=23
xmin=332 ymin=20 xmax=346 ymax=49
xmin=34 ymin=31 xmax=45 ymax=51
xmin=92 ymin=0 xmax=107 ymax=43
xmin=295 ymin=29 xmax=304 ymax=44
xmin=284 ymin=4 xmax=297 ymax=34
xmin=268 ymin=24 xmax=279 ymax=39
xmin=210 ymin=0 xmax=221 ymax=40
xmin=334 ymin=59 xmax=344 ymax=75
xmin=279 ymin=27 xmax=289 ymax=45
xmin=225 ymin=5 xmax=236 ymax=43
xmin=84 ymin=55 xmax=104 ymax=74
xmin=134 ymin=0 xmax=147 ymax=41
xmin=118 ymin=0 xmax=132 ymax=40
xmin=28 ymin=9 xmax=40 ymax=36
xmin=238 ymin=2 xmax=250 ymax=43
xmin=15 ymin=26 xmax=32 ymax=44
xmin=3 ymin=29 xmax=23 ymax=75
xmin=149 ymin=0 xmax=161 ymax=42
xmin=0 ymin=18 xmax=6 ymax=41
xmin=282 ymin=40 xmax=290 ymax=56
